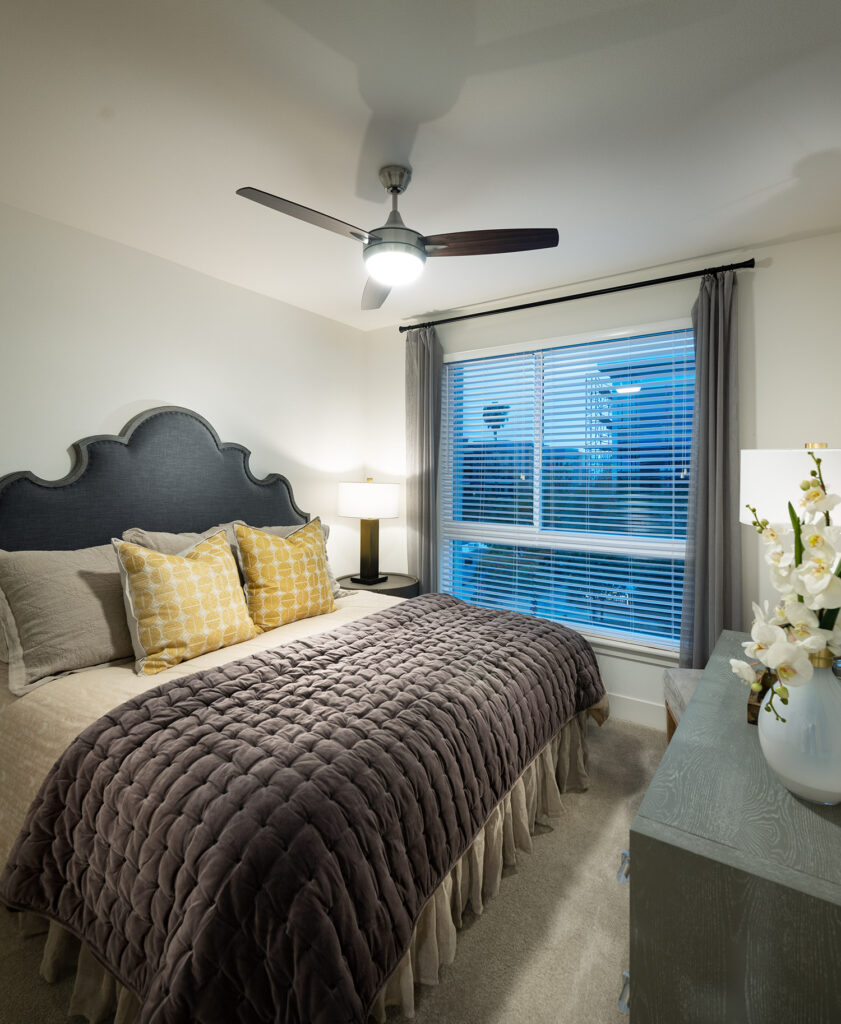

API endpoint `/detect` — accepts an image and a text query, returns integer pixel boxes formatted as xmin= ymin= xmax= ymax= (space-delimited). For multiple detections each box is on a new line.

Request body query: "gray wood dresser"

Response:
xmin=630 ymin=630 xmax=841 ymax=1023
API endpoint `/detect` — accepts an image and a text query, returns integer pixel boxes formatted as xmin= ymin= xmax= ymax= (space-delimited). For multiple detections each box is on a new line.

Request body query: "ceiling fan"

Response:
xmin=236 ymin=166 xmax=559 ymax=310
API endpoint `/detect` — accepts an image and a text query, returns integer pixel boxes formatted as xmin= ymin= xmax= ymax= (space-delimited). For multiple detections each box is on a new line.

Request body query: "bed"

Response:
xmin=0 ymin=406 xmax=607 ymax=1024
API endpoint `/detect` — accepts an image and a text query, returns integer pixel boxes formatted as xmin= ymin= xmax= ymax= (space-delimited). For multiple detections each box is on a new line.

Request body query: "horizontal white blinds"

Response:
xmin=442 ymin=352 xmax=536 ymax=526
xmin=440 ymin=328 xmax=695 ymax=648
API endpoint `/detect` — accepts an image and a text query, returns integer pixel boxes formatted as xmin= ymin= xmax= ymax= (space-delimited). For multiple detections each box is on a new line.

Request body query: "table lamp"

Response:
xmin=338 ymin=478 xmax=400 ymax=585
xmin=739 ymin=445 xmax=841 ymax=524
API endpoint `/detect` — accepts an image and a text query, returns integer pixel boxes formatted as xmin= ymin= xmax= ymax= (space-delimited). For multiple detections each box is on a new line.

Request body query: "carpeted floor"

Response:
xmin=0 ymin=717 xmax=665 ymax=1024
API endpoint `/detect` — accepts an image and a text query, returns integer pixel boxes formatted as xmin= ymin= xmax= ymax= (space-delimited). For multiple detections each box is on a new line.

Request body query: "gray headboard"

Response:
xmin=0 ymin=406 xmax=308 ymax=551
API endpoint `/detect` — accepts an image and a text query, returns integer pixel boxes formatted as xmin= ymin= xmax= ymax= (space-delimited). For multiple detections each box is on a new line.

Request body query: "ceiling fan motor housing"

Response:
xmin=363 ymin=208 xmax=427 ymax=284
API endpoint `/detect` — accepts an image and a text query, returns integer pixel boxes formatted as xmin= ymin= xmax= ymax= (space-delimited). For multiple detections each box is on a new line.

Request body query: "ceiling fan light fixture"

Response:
xmin=364 ymin=245 xmax=426 ymax=286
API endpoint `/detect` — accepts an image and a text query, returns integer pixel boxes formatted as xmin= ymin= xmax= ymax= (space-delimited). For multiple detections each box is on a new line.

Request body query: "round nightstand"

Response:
xmin=338 ymin=573 xmax=420 ymax=599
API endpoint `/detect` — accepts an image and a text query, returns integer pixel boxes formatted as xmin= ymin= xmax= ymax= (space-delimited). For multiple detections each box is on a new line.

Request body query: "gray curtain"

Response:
xmin=680 ymin=271 xmax=742 ymax=668
xmin=405 ymin=326 xmax=443 ymax=593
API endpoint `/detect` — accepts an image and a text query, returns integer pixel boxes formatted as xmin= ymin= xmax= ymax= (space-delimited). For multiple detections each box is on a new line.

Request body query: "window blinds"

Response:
xmin=440 ymin=328 xmax=695 ymax=647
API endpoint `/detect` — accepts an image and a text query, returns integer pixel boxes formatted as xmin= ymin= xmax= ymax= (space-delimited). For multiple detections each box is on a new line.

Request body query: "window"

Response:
xmin=440 ymin=326 xmax=694 ymax=648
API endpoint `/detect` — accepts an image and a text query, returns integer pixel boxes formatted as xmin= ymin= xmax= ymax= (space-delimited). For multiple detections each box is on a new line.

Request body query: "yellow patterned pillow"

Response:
xmin=113 ymin=531 xmax=258 ymax=675
xmin=235 ymin=521 xmax=335 ymax=631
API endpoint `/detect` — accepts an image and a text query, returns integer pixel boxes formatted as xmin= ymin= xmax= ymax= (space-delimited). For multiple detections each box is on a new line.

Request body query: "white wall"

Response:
xmin=0 ymin=201 xmax=367 ymax=576
xmin=362 ymin=328 xmax=409 ymax=573
xmin=364 ymin=228 xmax=841 ymax=727
xmin=738 ymin=231 xmax=841 ymax=623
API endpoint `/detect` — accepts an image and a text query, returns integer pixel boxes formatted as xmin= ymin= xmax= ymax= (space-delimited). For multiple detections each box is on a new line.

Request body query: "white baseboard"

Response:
xmin=605 ymin=691 xmax=666 ymax=730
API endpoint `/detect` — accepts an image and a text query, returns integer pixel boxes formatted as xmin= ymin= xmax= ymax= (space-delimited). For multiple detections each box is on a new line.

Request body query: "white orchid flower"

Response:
xmin=800 ymin=485 xmax=841 ymax=521
xmin=805 ymin=587 xmax=841 ymax=611
xmin=785 ymin=601 xmax=819 ymax=628
xmin=730 ymin=659 xmax=759 ymax=686
xmin=751 ymin=600 xmax=787 ymax=627
xmin=801 ymin=522 xmax=840 ymax=563
xmin=763 ymin=542 xmax=794 ymax=570
xmin=784 ymin=601 xmax=833 ymax=651
xmin=763 ymin=640 xmax=814 ymax=687
xmin=794 ymin=629 xmax=835 ymax=652
xmin=771 ymin=602 xmax=789 ymax=625
xmin=761 ymin=524 xmax=783 ymax=544
xmin=746 ymin=469 xmax=841 ymax=676
xmin=751 ymin=600 xmax=771 ymax=625
xmin=743 ymin=620 xmax=786 ymax=664
xmin=791 ymin=554 xmax=841 ymax=609
xmin=768 ymin=565 xmax=796 ymax=597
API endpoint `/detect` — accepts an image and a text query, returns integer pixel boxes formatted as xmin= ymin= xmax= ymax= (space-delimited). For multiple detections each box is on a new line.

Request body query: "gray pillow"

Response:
xmin=0 ymin=545 xmax=134 ymax=695
xmin=122 ymin=521 xmax=246 ymax=554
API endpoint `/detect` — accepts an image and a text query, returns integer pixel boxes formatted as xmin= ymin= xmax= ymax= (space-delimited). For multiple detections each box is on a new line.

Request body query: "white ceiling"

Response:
xmin=2 ymin=0 xmax=841 ymax=331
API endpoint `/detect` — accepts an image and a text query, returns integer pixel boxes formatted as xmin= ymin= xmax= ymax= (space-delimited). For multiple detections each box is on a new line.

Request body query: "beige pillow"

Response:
xmin=114 ymin=531 xmax=258 ymax=676
xmin=0 ymin=545 xmax=133 ymax=695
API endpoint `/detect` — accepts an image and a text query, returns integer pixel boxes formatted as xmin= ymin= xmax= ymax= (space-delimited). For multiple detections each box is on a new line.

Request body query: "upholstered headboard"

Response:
xmin=0 ymin=406 xmax=308 ymax=551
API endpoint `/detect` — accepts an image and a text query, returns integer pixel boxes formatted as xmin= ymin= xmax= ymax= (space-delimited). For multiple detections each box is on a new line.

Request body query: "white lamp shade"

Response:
xmin=337 ymin=481 xmax=400 ymax=520
xmin=739 ymin=448 xmax=841 ymax=524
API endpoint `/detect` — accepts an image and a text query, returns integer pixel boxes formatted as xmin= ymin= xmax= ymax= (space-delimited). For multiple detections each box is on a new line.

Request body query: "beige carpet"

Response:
xmin=0 ymin=718 xmax=665 ymax=1024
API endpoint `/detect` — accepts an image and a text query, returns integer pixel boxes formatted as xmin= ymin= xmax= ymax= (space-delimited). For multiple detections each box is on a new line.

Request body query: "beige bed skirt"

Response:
xmin=15 ymin=699 xmax=607 ymax=1023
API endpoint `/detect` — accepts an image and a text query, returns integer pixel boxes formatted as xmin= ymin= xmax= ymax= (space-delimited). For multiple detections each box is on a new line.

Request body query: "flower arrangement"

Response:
xmin=731 ymin=452 xmax=841 ymax=721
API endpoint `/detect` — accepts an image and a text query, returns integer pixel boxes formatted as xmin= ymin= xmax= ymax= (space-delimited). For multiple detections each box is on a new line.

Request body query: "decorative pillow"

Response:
xmin=114 ymin=531 xmax=258 ymax=676
xmin=235 ymin=522 xmax=335 ymax=631
xmin=123 ymin=519 xmax=343 ymax=598
xmin=258 ymin=520 xmax=343 ymax=598
xmin=0 ymin=545 xmax=134 ymax=695
xmin=122 ymin=521 xmax=246 ymax=556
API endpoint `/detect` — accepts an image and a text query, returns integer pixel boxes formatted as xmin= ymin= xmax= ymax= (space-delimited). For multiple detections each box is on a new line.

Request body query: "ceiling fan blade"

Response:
xmin=361 ymin=278 xmax=391 ymax=310
xmin=424 ymin=228 xmax=559 ymax=257
xmin=236 ymin=187 xmax=372 ymax=244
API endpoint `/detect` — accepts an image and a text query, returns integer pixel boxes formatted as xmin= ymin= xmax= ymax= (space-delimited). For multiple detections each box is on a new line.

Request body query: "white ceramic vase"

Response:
xmin=757 ymin=650 xmax=841 ymax=805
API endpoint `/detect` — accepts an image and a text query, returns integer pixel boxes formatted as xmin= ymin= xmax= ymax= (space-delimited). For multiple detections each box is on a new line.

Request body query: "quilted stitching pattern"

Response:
xmin=236 ymin=522 xmax=335 ymax=631
xmin=115 ymin=531 xmax=258 ymax=675
xmin=0 ymin=594 xmax=603 ymax=1024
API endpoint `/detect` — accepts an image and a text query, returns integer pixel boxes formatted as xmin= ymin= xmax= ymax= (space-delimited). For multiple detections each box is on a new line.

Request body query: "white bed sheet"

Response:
xmin=0 ymin=591 xmax=402 ymax=871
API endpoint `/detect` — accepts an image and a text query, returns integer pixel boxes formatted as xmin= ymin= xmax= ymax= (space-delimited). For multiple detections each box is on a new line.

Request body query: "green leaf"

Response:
xmin=789 ymin=501 xmax=803 ymax=567
xmin=787 ymin=501 xmax=805 ymax=604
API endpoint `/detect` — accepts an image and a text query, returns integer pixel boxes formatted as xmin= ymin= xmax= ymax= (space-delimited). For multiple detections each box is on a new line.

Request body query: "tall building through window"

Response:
xmin=440 ymin=326 xmax=695 ymax=647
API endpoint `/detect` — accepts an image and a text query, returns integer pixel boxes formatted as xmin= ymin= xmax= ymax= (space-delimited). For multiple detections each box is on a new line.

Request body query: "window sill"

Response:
xmin=580 ymin=630 xmax=680 ymax=667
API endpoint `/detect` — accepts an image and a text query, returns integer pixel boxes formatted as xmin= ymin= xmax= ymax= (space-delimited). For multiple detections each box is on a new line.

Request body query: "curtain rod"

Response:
xmin=398 ymin=257 xmax=755 ymax=334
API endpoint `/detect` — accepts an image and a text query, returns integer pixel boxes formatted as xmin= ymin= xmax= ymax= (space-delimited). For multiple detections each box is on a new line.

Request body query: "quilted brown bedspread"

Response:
xmin=0 ymin=593 xmax=603 ymax=1024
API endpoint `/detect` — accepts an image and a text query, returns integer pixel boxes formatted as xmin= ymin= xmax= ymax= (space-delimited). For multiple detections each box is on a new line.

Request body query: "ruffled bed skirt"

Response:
xmin=16 ymin=703 xmax=604 ymax=1023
